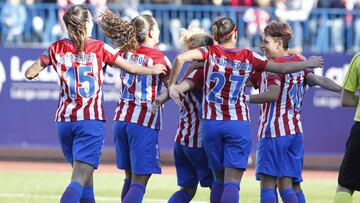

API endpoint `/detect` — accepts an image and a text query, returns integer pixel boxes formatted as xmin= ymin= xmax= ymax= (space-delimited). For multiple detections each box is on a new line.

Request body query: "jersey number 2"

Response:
xmin=208 ymin=72 xmax=244 ymax=104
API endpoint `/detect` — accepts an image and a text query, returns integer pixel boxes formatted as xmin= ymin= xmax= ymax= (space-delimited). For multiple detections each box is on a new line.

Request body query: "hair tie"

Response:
xmin=222 ymin=26 xmax=237 ymax=39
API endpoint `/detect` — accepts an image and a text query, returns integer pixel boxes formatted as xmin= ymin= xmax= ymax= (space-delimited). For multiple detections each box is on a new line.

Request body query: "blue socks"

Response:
xmin=261 ymin=188 xmax=277 ymax=203
xmin=280 ymin=188 xmax=298 ymax=203
xmin=80 ymin=186 xmax=95 ymax=203
xmin=168 ymin=189 xmax=191 ymax=203
xmin=210 ymin=181 xmax=224 ymax=203
xmin=296 ymin=190 xmax=306 ymax=203
xmin=123 ymin=182 xmax=146 ymax=203
xmin=60 ymin=181 xmax=84 ymax=203
xmin=121 ymin=178 xmax=131 ymax=201
xmin=220 ymin=182 xmax=240 ymax=203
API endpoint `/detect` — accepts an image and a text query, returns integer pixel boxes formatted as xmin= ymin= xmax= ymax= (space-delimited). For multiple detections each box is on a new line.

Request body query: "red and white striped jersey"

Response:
xmin=175 ymin=69 xmax=203 ymax=148
xmin=250 ymin=54 xmax=313 ymax=138
xmin=40 ymin=38 xmax=119 ymax=122
xmin=198 ymin=45 xmax=268 ymax=121
xmin=113 ymin=45 xmax=171 ymax=130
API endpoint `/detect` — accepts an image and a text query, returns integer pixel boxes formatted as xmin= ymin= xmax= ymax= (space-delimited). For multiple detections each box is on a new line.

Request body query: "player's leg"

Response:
xmin=202 ymin=119 xmax=225 ymax=203
xmin=121 ymin=169 xmax=132 ymax=201
xmin=221 ymin=120 xmax=252 ymax=203
xmin=123 ymin=123 xmax=161 ymax=203
xmin=278 ymin=177 xmax=297 ymax=203
xmin=190 ymin=145 xmax=212 ymax=194
xmin=221 ymin=167 xmax=244 ymax=203
xmin=113 ymin=121 xmax=132 ymax=201
xmin=59 ymin=120 xmax=105 ymax=203
xmin=168 ymin=143 xmax=198 ymax=203
xmin=256 ymin=138 xmax=278 ymax=203
xmin=293 ymin=182 xmax=305 ymax=203
xmin=56 ymin=121 xmax=82 ymax=203
xmin=80 ymin=175 xmax=94 ymax=203
xmin=61 ymin=161 xmax=94 ymax=203
xmin=260 ymin=174 xmax=277 ymax=203
xmin=334 ymin=185 xmax=353 ymax=203
xmin=278 ymin=134 xmax=304 ymax=203
xmin=334 ymin=122 xmax=360 ymax=203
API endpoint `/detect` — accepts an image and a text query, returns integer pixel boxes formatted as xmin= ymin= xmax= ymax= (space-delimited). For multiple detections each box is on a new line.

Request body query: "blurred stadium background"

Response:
xmin=0 ymin=0 xmax=359 ymax=202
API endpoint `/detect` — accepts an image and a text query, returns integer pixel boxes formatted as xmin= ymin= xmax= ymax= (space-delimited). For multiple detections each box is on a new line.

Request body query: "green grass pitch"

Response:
xmin=0 ymin=169 xmax=359 ymax=203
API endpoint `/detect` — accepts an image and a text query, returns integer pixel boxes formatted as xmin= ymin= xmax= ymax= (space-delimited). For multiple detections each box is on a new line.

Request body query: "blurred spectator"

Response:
xmin=0 ymin=0 xmax=27 ymax=45
xmin=182 ymin=0 xmax=212 ymax=4
xmin=24 ymin=0 xmax=44 ymax=43
xmin=348 ymin=0 xmax=360 ymax=52
xmin=229 ymin=0 xmax=253 ymax=6
xmin=241 ymin=0 xmax=271 ymax=49
xmin=315 ymin=0 xmax=346 ymax=52
xmin=275 ymin=0 xmax=315 ymax=52
xmin=109 ymin=0 xmax=139 ymax=20
xmin=213 ymin=0 xmax=253 ymax=5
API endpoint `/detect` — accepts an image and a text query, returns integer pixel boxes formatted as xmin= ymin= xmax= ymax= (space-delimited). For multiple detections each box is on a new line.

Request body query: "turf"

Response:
xmin=0 ymin=169 xmax=359 ymax=203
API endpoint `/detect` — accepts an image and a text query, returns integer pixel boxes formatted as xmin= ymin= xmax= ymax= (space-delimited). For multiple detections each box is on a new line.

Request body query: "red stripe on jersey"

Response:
xmin=188 ymin=93 xmax=199 ymax=148
xmin=274 ymin=77 xmax=284 ymax=136
xmin=284 ymin=80 xmax=294 ymax=135
xmin=260 ymin=103 xmax=270 ymax=138
xmin=60 ymin=99 xmax=71 ymax=122
xmin=83 ymin=98 xmax=92 ymax=120
xmin=176 ymin=117 xmax=185 ymax=144
xmin=151 ymin=75 xmax=156 ymax=102
xmin=220 ymin=67 xmax=232 ymax=120
xmin=203 ymin=66 xmax=209 ymax=118
xmin=137 ymin=103 xmax=147 ymax=124
xmin=147 ymin=112 xmax=155 ymax=128
xmin=183 ymin=96 xmax=192 ymax=146
xmin=124 ymin=101 xmax=135 ymax=121
xmin=115 ymin=101 xmax=125 ymax=121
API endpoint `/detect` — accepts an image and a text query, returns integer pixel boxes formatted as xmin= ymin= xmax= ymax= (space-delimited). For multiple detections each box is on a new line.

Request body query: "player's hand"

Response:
xmin=307 ymin=56 xmax=324 ymax=68
xmin=151 ymin=100 xmax=161 ymax=114
xmin=152 ymin=64 xmax=167 ymax=75
xmin=168 ymin=85 xmax=185 ymax=109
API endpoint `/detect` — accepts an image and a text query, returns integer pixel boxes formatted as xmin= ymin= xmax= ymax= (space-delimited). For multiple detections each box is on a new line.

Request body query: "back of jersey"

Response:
xmin=40 ymin=38 xmax=119 ymax=122
xmin=198 ymin=45 xmax=268 ymax=121
xmin=113 ymin=45 xmax=171 ymax=130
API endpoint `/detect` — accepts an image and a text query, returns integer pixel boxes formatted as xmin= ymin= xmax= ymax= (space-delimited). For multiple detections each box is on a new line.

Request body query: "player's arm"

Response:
xmin=247 ymin=85 xmax=280 ymax=104
xmin=156 ymin=79 xmax=195 ymax=106
xmin=25 ymin=59 xmax=47 ymax=80
xmin=341 ymin=54 xmax=360 ymax=108
xmin=341 ymin=89 xmax=358 ymax=107
xmin=265 ymin=56 xmax=324 ymax=74
xmin=113 ymin=56 xmax=167 ymax=75
xmin=169 ymin=49 xmax=203 ymax=107
xmin=152 ymin=79 xmax=196 ymax=114
xmin=306 ymin=72 xmax=342 ymax=93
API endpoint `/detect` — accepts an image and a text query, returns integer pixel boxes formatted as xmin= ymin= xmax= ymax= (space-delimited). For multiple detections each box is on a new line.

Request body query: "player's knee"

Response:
xmin=182 ymin=186 xmax=197 ymax=199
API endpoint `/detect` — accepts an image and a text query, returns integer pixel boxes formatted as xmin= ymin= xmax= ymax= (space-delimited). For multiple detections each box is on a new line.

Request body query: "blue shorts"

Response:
xmin=113 ymin=121 xmax=161 ymax=174
xmin=56 ymin=120 xmax=105 ymax=169
xmin=202 ymin=119 xmax=252 ymax=171
xmin=174 ymin=143 xmax=212 ymax=188
xmin=255 ymin=134 xmax=304 ymax=182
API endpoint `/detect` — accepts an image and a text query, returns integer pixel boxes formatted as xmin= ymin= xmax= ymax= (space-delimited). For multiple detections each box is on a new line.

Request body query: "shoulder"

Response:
xmin=47 ymin=39 xmax=74 ymax=53
xmin=350 ymin=53 xmax=360 ymax=67
xmin=87 ymin=38 xmax=105 ymax=46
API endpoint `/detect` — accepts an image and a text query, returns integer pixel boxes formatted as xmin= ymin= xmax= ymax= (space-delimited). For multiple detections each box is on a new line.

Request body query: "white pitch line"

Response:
xmin=0 ymin=192 xmax=207 ymax=203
